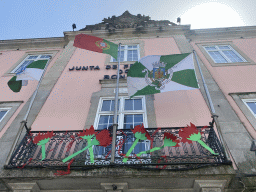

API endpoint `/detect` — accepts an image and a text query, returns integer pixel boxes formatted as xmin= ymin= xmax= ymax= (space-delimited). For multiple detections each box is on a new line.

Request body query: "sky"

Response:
xmin=0 ymin=0 xmax=255 ymax=40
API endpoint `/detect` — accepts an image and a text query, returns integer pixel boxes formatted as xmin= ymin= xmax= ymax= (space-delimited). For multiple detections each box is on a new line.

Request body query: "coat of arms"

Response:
xmin=95 ymin=40 xmax=110 ymax=50
xmin=143 ymin=61 xmax=173 ymax=90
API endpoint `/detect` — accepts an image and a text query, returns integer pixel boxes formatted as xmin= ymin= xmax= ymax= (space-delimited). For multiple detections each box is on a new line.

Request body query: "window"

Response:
xmin=93 ymin=96 xmax=149 ymax=158
xmin=0 ymin=102 xmax=23 ymax=131
xmin=111 ymin=45 xmax=140 ymax=62
xmin=94 ymin=97 xmax=147 ymax=129
xmin=204 ymin=45 xmax=246 ymax=63
xmin=11 ymin=54 xmax=52 ymax=74
xmin=243 ymin=99 xmax=256 ymax=118
xmin=0 ymin=108 xmax=10 ymax=122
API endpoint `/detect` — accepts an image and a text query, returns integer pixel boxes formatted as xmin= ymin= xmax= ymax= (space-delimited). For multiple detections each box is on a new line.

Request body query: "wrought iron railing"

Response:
xmin=5 ymin=125 xmax=231 ymax=170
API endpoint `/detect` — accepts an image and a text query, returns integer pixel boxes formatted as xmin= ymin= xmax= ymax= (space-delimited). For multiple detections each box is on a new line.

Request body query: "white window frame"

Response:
xmin=110 ymin=44 xmax=140 ymax=62
xmin=93 ymin=96 xmax=149 ymax=159
xmin=94 ymin=96 xmax=148 ymax=129
xmin=242 ymin=99 xmax=256 ymax=118
xmin=0 ymin=108 xmax=11 ymax=122
xmin=11 ymin=54 xmax=52 ymax=74
xmin=203 ymin=45 xmax=247 ymax=63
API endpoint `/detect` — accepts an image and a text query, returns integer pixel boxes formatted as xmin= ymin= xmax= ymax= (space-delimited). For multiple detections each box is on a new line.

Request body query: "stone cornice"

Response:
xmin=64 ymin=25 xmax=191 ymax=41
xmin=187 ymin=25 xmax=256 ymax=41
xmin=0 ymin=37 xmax=66 ymax=50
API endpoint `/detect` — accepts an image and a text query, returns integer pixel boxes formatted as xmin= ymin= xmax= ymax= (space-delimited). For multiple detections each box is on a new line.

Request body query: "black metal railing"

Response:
xmin=5 ymin=125 xmax=231 ymax=170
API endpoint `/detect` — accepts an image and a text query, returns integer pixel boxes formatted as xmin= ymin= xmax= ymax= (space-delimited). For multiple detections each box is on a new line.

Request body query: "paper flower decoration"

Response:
xmin=123 ymin=124 xmax=151 ymax=163
xmin=63 ymin=127 xmax=112 ymax=163
xmin=179 ymin=123 xmax=218 ymax=155
xmin=163 ymin=132 xmax=180 ymax=147
xmin=136 ymin=132 xmax=180 ymax=157
xmin=77 ymin=125 xmax=97 ymax=139
xmin=33 ymin=131 xmax=54 ymax=160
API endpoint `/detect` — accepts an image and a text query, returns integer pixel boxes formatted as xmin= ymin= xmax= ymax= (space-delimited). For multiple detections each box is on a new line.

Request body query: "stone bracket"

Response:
xmin=8 ymin=182 xmax=40 ymax=192
xmin=194 ymin=180 xmax=227 ymax=192
xmin=101 ymin=183 xmax=128 ymax=192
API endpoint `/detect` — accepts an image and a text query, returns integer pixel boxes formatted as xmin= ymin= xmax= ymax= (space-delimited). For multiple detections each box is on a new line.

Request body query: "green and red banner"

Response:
xmin=73 ymin=34 xmax=118 ymax=60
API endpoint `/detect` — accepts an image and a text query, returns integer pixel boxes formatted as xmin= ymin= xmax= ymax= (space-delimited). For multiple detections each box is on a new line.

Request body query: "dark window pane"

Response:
xmin=110 ymin=99 xmax=120 ymax=111
xmin=124 ymin=123 xmax=133 ymax=129
xmin=99 ymin=116 xmax=109 ymax=124
xmin=0 ymin=110 xmax=8 ymax=121
xmin=101 ymin=100 xmax=111 ymax=111
xmin=134 ymin=99 xmax=142 ymax=110
xmin=247 ymin=102 xmax=256 ymax=114
xmin=97 ymin=124 xmax=108 ymax=130
xmin=134 ymin=143 xmax=146 ymax=154
xmin=124 ymin=115 xmax=133 ymax=123
xmin=125 ymin=99 xmax=133 ymax=110
xmin=134 ymin=114 xmax=143 ymax=123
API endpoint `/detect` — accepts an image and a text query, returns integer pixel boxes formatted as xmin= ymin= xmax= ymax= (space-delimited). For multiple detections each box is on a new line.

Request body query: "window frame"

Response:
xmin=11 ymin=54 xmax=52 ymax=74
xmin=196 ymin=41 xmax=253 ymax=67
xmin=203 ymin=45 xmax=247 ymax=64
xmin=110 ymin=44 xmax=140 ymax=62
xmin=0 ymin=101 xmax=23 ymax=131
xmin=94 ymin=96 xmax=148 ymax=130
xmin=4 ymin=50 xmax=58 ymax=76
xmin=93 ymin=96 xmax=149 ymax=159
xmin=0 ymin=108 xmax=11 ymax=122
xmin=243 ymin=99 xmax=256 ymax=118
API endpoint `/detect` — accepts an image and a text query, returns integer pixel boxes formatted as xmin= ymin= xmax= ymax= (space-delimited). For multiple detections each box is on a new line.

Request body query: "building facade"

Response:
xmin=0 ymin=11 xmax=255 ymax=191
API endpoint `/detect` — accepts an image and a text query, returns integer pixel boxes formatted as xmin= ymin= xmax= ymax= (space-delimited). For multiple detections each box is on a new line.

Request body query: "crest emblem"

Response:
xmin=95 ymin=40 xmax=110 ymax=50
xmin=143 ymin=61 xmax=173 ymax=90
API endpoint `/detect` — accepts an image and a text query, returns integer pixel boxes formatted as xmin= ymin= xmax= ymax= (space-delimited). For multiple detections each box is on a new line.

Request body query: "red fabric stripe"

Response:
xmin=73 ymin=34 xmax=103 ymax=53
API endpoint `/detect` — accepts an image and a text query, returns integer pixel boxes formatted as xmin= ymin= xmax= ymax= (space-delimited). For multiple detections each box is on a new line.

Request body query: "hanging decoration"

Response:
xmin=123 ymin=124 xmax=151 ymax=163
xmin=62 ymin=127 xmax=112 ymax=163
xmin=179 ymin=123 xmax=219 ymax=155
xmin=33 ymin=131 xmax=54 ymax=160
xmin=136 ymin=132 xmax=180 ymax=157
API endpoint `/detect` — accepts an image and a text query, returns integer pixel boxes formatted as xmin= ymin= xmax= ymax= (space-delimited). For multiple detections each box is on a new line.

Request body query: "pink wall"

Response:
xmin=31 ymin=37 xmax=212 ymax=131
xmin=31 ymin=49 xmax=119 ymax=131
xmin=144 ymin=38 xmax=212 ymax=127
xmin=191 ymin=38 xmax=256 ymax=138
xmin=0 ymin=49 xmax=63 ymax=138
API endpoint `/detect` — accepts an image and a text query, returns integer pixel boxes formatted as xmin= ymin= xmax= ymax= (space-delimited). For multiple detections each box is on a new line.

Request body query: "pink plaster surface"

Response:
xmin=0 ymin=49 xmax=63 ymax=138
xmin=143 ymin=38 xmax=212 ymax=127
xmin=154 ymin=90 xmax=212 ymax=127
xmin=31 ymin=49 xmax=118 ymax=131
xmin=191 ymin=39 xmax=256 ymax=138
xmin=143 ymin=37 xmax=181 ymax=56
xmin=31 ymin=37 xmax=212 ymax=131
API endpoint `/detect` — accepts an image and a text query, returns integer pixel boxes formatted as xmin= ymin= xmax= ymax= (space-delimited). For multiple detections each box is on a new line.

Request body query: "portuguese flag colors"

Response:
xmin=127 ymin=53 xmax=199 ymax=97
xmin=73 ymin=34 xmax=118 ymax=60
xmin=8 ymin=60 xmax=48 ymax=92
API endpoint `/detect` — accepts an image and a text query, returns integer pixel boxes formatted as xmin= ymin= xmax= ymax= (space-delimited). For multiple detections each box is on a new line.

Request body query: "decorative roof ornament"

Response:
xmin=79 ymin=10 xmax=176 ymax=31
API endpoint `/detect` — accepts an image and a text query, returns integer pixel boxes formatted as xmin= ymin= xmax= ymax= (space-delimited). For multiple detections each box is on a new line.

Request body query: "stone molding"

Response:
xmin=8 ymin=182 xmax=40 ymax=192
xmin=101 ymin=183 xmax=128 ymax=192
xmin=194 ymin=180 xmax=227 ymax=192
xmin=0 ymin=37 xmax=66 ymax=51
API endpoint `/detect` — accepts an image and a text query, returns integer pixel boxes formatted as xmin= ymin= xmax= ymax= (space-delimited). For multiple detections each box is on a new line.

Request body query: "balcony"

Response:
xmin=5 ymin=124 xmax=231 ymax=170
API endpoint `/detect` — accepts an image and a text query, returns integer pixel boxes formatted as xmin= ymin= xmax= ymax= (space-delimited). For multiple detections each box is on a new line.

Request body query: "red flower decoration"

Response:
xmin=95 ymin=129 xmax=112 ymax=147
xmin=33 ymin=131 xmax=54 ymax=144
xmin=163 ymin=132 xmax=180 ymax=147
xmin=131 ymin=124 xmax=151 ymax=140
xmin=179 ymin=123 xmax=200 ymax=144
xmin=77 ymin=125 xmax=97 ymax=139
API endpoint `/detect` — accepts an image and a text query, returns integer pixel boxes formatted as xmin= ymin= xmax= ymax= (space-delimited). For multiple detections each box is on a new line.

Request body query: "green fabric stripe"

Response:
xmin=7 ymin=76 xmax=22 ymax=92
xmin=26 ymin=60 xmax=48 ymax=69
xmin=102 ymin=39 xmax=118 ymax=60
xmin=127 ymin=62 xmax=147 ymax=78
xmin=171 ymin=69 xmax=199 ymax=88
xmin=160 ymin=53 xmax=191 ymax=70
xmin=131 ymin=85 xmax=160 ymax=97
